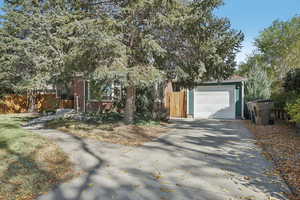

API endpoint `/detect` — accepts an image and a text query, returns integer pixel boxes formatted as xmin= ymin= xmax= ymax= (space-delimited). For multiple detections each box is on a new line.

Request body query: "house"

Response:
xmin=72 ymin=75 xmax=122 ymax=113
xmin=186 ymin=76 xmax=246 ymax=120
xmin=72 ymin=74 xmax=246 ymax=120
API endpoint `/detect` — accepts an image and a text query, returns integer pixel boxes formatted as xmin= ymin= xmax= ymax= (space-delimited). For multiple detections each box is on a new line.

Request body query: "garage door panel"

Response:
xmin=194 ymin=86 xmax=235 ymax=119
xmin=195 ymin=91 xmax=230 ymax=105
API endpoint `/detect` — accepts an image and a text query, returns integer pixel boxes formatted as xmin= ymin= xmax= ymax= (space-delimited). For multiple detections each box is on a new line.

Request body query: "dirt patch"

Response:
xmin=46 ymin=119 xmax=170 ymax=146
xmin=243 ymin=121 xmax=300 ymax=200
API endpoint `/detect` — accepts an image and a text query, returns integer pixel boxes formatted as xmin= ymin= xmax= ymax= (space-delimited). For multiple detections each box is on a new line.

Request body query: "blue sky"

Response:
xmin=0 ymin=0 xmax=299 ymax=63
xmin=0 ymin=0 xmax=3 ymax=15
xmin=215 ymin=0 xmax=300 ymax=63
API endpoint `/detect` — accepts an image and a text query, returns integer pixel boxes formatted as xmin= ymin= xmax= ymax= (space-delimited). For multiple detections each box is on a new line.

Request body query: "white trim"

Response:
xmin=187 ymin=89 xmax=189 ymax=115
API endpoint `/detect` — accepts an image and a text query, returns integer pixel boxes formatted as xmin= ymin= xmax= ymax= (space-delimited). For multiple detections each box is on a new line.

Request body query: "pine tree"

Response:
xmin=0 ymin=0 xmax=243 ymax=123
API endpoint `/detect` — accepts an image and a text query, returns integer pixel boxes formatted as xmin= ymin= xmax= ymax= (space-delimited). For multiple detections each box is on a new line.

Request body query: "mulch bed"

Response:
xmin=243 ymin=121 xmax=300 ymax=200
xmin=46 ymin=119 xmax=170 ymax=146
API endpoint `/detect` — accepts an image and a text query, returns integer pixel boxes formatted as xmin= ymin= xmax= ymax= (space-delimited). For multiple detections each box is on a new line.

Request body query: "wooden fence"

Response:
xmin=0 ymin=94 xmax=28 ymax=114
xmin=0 ymin=94 xmax=74 ymax=114
xmin=273 ymin=108 xmax=290 ymax=122
xmin=166 ymin=91 xmax=187 ymax=118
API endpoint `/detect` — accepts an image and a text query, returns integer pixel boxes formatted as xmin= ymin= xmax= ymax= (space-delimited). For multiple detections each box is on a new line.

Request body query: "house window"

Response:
xmin=89 ymin=80 xmax=122 ymax=102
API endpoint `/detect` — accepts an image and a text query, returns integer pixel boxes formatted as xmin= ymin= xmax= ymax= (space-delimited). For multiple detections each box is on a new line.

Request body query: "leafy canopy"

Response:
xmin=0 ymin=0 xmax=243 ymax=92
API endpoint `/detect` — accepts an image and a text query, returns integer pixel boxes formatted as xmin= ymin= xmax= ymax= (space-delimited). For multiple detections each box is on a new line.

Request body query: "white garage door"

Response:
xmin=194 ymin=85 xmax=236 ymax=119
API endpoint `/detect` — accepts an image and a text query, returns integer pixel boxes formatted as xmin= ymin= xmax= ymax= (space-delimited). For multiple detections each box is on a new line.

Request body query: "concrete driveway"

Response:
xmin=32 ymin=120 xmax=289 ymax=200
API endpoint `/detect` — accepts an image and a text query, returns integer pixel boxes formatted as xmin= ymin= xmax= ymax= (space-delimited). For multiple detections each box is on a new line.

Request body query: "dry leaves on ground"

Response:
xmin=46 ymin=120 xmax=169 ymax=146
xmin=0 ymin=114 xmax=76 ymax=200
xmin=243 ymin=121 xmax=300 ymax=200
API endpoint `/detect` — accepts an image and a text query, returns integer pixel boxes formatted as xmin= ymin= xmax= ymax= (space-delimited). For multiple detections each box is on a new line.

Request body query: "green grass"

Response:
xmin=0 ymin=114 xmax=74 ymax=200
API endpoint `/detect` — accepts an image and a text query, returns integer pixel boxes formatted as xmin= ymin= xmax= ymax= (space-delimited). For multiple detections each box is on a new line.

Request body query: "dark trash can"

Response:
xmin=296 ymin=123 xmax=300 ymax=134
xmin=247 ymin=100 xmax=274 ymax=125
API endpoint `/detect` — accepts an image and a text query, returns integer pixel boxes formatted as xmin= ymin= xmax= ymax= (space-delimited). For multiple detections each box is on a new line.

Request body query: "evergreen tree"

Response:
xmin=0 ymin=0 xmax=243 ymax=123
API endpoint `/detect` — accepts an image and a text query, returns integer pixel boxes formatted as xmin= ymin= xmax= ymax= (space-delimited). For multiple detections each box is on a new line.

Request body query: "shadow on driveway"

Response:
xmin=30 ymin=119 xmax=290 ymax=200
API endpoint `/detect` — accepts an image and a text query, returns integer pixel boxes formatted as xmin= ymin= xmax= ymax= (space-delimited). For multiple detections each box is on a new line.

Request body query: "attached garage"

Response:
xmin=187 ymin=78 xmax=245 ymax=120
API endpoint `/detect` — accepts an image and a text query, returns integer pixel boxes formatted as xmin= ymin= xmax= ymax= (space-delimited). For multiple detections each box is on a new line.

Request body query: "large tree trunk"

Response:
xmin=124 ymin=86 xmax=136 ymax=124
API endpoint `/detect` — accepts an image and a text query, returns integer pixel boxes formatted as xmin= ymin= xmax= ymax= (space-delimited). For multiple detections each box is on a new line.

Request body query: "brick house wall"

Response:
xmin=73 ymin=77 xmax=86 ymax=112
xmin=72 ymin=77 xmax=173 ymax=113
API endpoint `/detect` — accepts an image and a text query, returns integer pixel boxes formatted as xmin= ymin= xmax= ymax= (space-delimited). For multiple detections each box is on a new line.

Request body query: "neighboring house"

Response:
xmin=186 ymin=76 xmax=246 ymax=120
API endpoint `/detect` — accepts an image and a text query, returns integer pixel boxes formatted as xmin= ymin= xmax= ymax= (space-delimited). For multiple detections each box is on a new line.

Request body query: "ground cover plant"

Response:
xmin=0 ymin=114 xmax=75 ymax=200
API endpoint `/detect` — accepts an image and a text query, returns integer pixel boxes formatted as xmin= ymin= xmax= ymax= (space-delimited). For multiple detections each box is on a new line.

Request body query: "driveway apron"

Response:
xmin=29 ymin=120 xmax=290 ymax=200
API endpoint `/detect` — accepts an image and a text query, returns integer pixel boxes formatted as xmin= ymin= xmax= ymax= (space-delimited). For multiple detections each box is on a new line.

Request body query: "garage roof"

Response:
xmin=200 ymin=75 xmax=247 ymax=84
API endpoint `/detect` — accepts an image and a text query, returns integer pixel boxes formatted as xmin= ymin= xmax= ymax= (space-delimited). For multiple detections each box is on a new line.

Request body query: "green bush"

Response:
xmin=83 ymin=112 xmax=123 ymax=123
xmin=284 ymin=69 xmax=300 ymax=93
xmin=135 ymin=86 xmax=155 ymax=119
xmin=244 ymin=64 xmax=272 ymax=101
xmin=286 ymin=97 xmax=300 ymax=123
xmin=272 ymin=91 xmax=300 ymax=109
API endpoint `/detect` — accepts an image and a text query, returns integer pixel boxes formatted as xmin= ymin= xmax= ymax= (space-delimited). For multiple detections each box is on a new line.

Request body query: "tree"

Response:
xmin=237 ymin=16 xmax=300 ymax=102
xmin=284 ymin=69 xmax=300 ymax=93
xmin=94 ymin=0 xmax=243 ymax=123
xmin=0 ymin=0 xmax=243 ymax=123
xmin=255 ymin=16 xmax=300 ymax=78
xmin=244 ymin=64 xmax=272 ymax=101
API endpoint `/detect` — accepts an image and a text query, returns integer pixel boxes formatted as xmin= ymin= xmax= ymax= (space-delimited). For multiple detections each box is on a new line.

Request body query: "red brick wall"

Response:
xmin=73 ymin=78 xmax=86 ymax=112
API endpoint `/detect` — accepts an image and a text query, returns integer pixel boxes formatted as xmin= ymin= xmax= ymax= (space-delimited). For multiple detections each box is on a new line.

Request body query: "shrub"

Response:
xmin=135 ymin=86 xmax=155 ymax=119
xmin=286 ymin=97 xmax=300 ymax=123
xmin=272 ymin=91 xmax=300 ymax=109
xmin=82 ymin=112 xmax=123 ymax=123
xmin=284 ymin=69 xmax=300 ymax=93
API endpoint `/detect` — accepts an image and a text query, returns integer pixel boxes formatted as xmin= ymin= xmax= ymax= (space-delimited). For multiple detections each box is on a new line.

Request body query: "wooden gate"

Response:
xmin=167 ymin=91 xmax=187 ymax=118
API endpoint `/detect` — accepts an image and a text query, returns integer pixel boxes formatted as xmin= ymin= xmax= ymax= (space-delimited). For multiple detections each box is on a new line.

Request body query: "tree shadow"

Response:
xmin=140 ymin=120 xmax=290 ymax=199
xmin=33 ymin=119 xmax=290 ymax=200
xmin=0 ymin=123 xmax=20 ymax=129
xmin=0 ymin=140 xmax=71 ymax=200
xmin=39 ymin=131 xmax=105 ymax=200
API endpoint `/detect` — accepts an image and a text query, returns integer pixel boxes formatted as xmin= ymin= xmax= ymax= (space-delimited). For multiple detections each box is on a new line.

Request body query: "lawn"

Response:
xmin=0 ymin=114 xmax=75 ymax=200
xmin=244 ymin=121 xmax=300 ymax=200
xmin=45 ymin=118 xmax=169 ymax=146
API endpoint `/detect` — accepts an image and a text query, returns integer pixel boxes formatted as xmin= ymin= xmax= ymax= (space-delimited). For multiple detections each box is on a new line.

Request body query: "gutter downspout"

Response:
xmin=241 ymin=81 xmax=245 ymax=119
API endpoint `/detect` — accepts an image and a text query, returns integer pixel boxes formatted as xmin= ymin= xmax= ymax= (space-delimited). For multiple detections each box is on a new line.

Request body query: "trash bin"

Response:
xmin=296 ymin=123 xmax=300 ymax=134
xmin=246 ymin=102 xmax=255 ymax=123
xmin=247 ymin=100 xmax=274 ymax=125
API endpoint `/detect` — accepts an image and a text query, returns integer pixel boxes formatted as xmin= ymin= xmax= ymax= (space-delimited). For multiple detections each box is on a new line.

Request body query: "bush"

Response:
xmin=135 ymin=86 xmax=155 ymax=119
xmin=272 ymin=91 xmax=300 ymax=109
xmin=82 ymin=112 xmax=123 ymax=123
xmin=287 ymin=97 xmax=300 ymax=123
xmin=284 ymin=69 xmax=300 ymax=93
